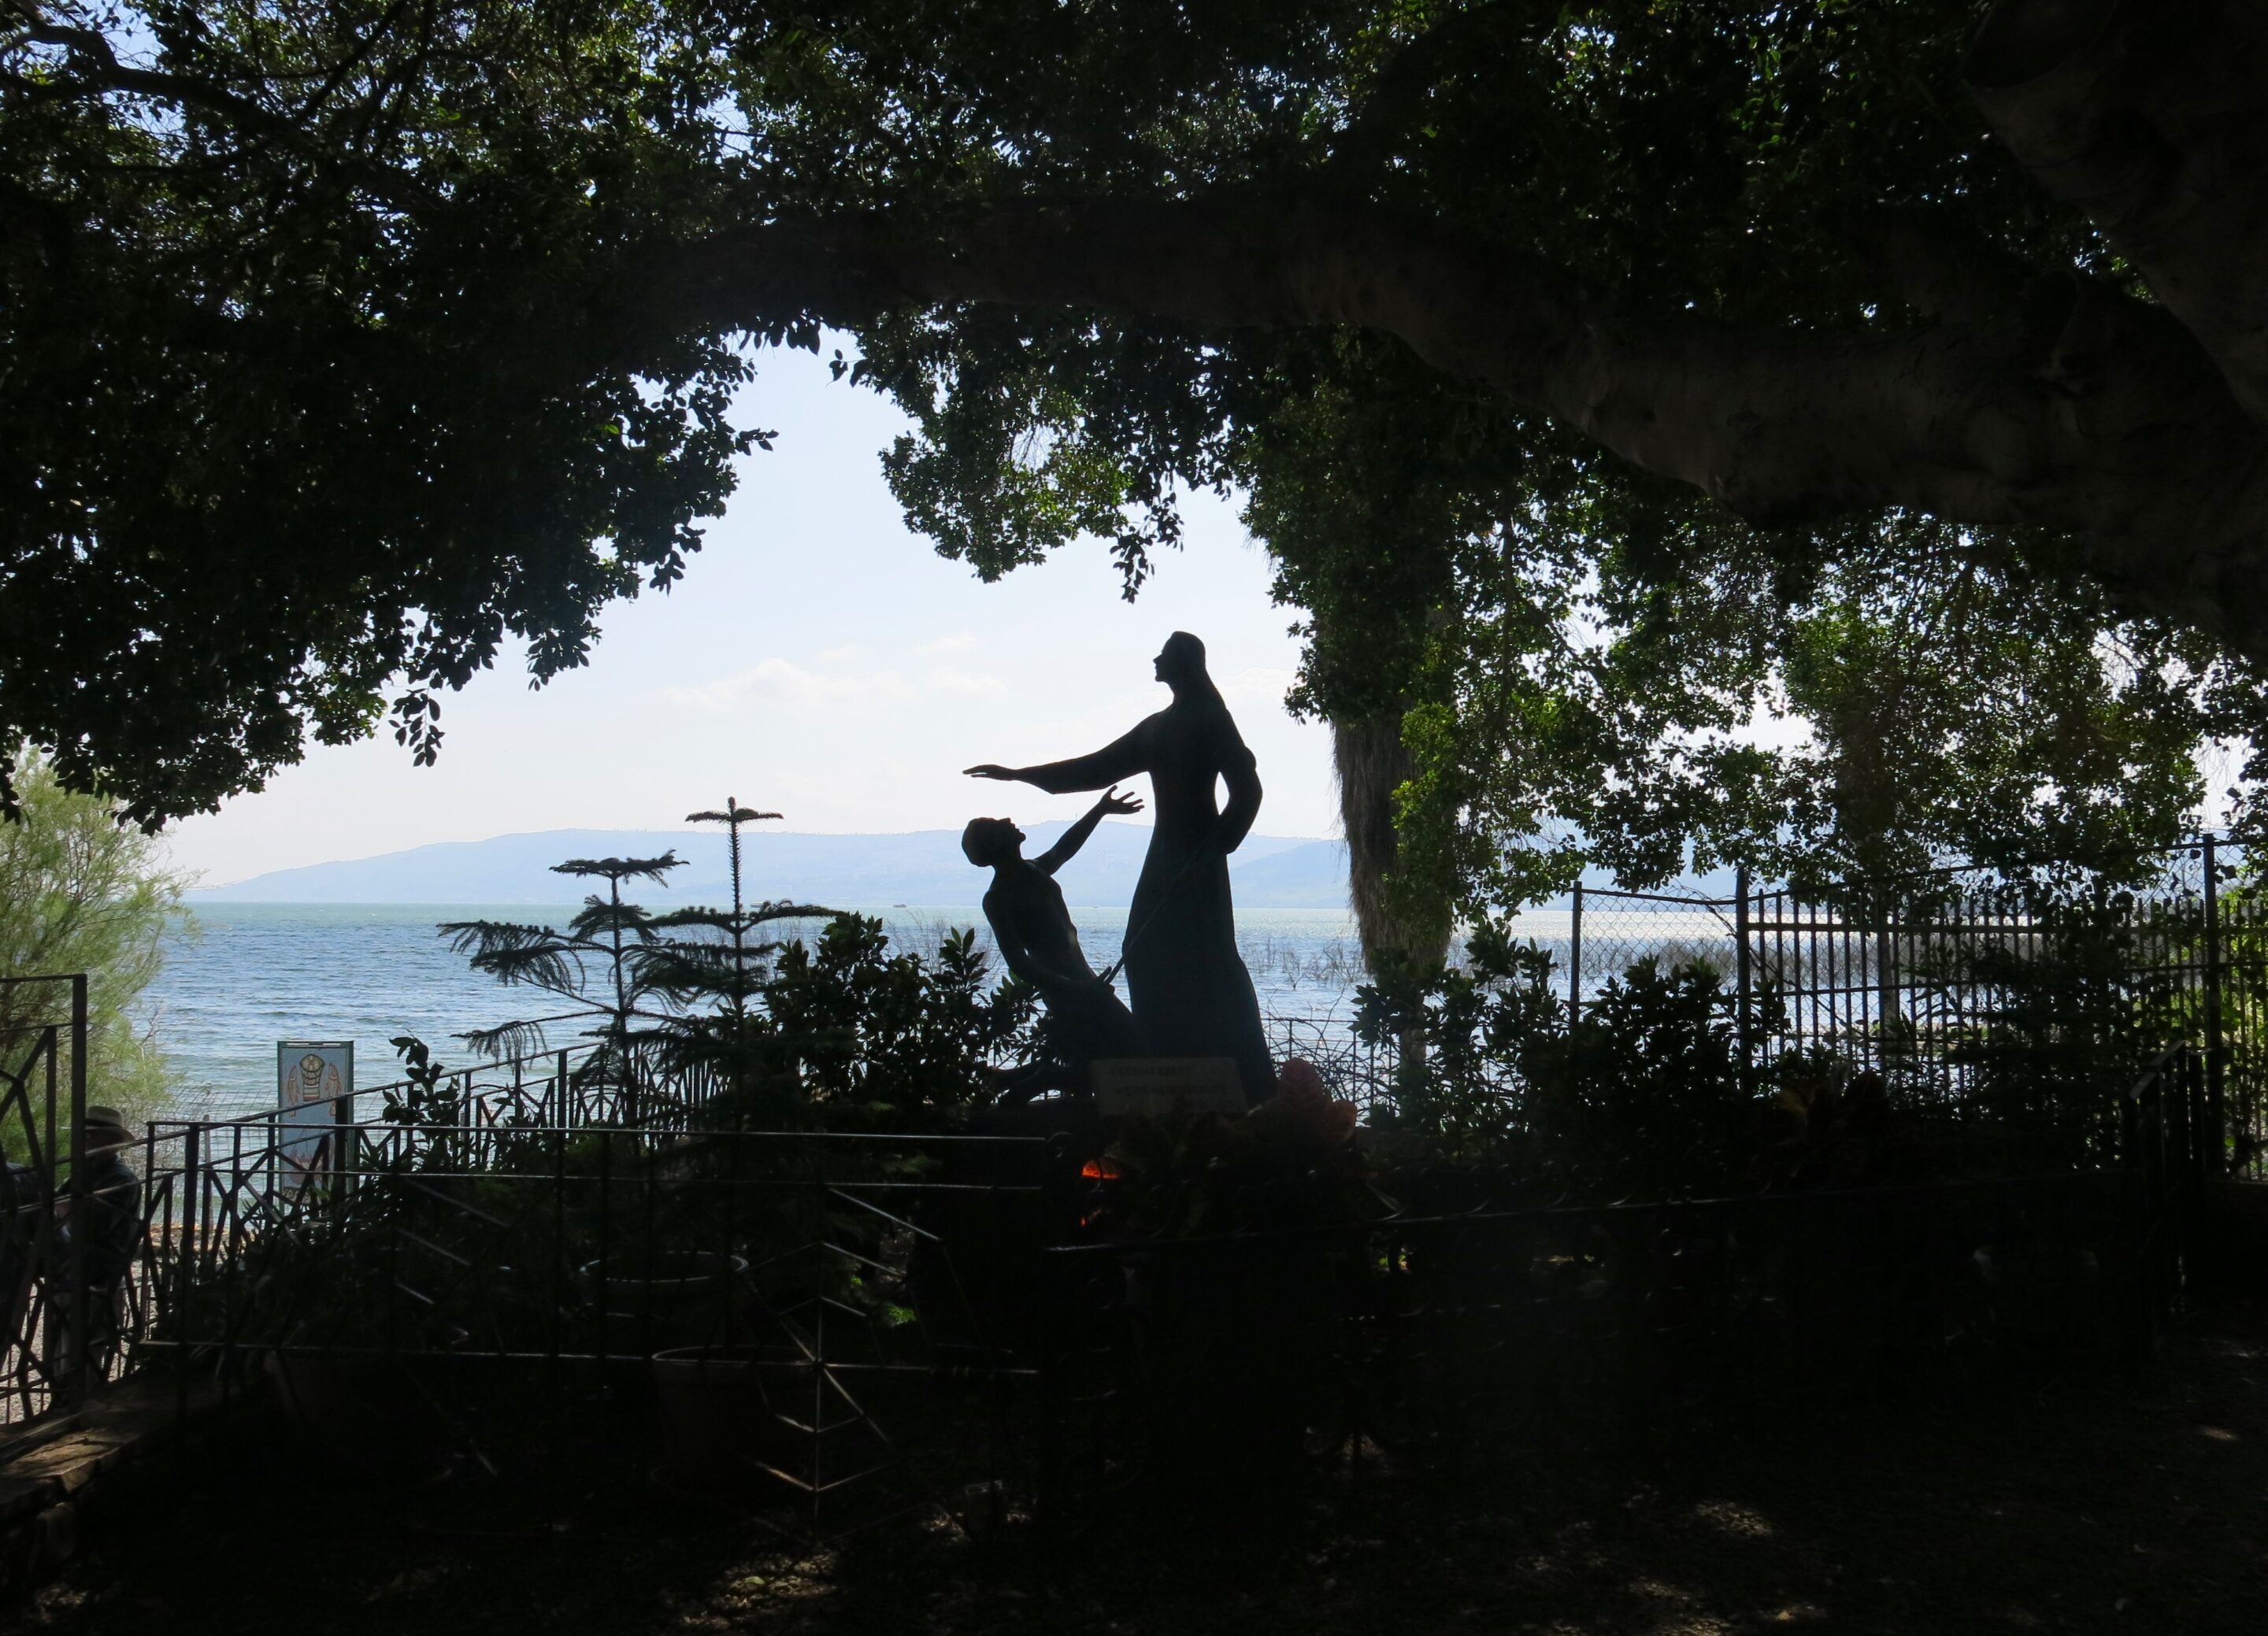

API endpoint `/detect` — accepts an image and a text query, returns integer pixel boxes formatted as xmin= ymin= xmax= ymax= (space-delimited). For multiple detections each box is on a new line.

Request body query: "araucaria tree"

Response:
xmin=11 ymin=3 xmax=2268 ymax=912
xmin=639 ymin=798 xmax=840 ymax=1104
xmin=443 ymin=816 xmax=1034 ymax=1121
xmin=443 ymin=853 xmax=688 ymax=1123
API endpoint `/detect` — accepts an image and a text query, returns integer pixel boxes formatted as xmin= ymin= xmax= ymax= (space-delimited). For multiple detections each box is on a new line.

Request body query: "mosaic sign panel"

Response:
xmin=275 ymin=1041 xmax=352 ymax=1193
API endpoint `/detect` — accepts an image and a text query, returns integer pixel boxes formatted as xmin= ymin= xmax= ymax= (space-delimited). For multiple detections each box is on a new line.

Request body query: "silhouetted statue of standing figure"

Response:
xmin=967 ymin=631 xmax=1275 ymax=1104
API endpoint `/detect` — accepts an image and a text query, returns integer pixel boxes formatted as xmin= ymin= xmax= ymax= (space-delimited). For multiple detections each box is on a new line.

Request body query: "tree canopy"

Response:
xmin=7 ymin=2 xmax=2266 ymax=900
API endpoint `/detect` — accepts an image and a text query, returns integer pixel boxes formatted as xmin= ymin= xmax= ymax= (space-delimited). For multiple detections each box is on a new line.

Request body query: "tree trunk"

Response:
xmin=1335 ymin=712 xmax=1449 ymax=1098
xmin=1334 ymin=713 xmax=1451 ymax=974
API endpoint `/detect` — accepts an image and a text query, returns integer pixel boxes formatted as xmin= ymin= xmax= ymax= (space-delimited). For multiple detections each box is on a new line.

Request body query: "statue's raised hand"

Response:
xmin=1097 ymin=785 xmax=1144 ymax=817
xmin=964 ymin=763 xmax=1018 ymax=782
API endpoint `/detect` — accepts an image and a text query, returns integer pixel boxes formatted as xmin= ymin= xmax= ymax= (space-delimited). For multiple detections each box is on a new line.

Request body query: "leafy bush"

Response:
xmin=1357 ymin=911 xmax=2110 ymax=1197
xmin=1351 ymin=923 xmax=1562 ymax=1159
xmin=749 ymin=916 xmax=1036 ymax=1123
xmin=1541 ymin=957 xmax=1757 ymax=1200
xmin=1356 ymin=922 xmax=1757 ymax=1197
xmin=1082 ymin=1060 xmax=1373 ymax=1238
xmin=443 ymin=818 xmax=1038 ymax=1127
xmin=1914 ymin=878 xmax=2188 ymax=1171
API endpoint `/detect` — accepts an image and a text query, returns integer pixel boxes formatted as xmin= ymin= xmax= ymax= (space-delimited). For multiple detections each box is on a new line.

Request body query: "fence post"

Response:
xmin=1734 ymin=867 xmax=1752 ymax=1086
xmin=2121 ymin=1070 xmax=2168 ymax=1381
xmin=2203 ymin=835 xmax=2227 ymax=1180
xmin=176 ymin=1121 xmax=199 ymax=1425
xmin=331 ymin=1087 xmax=355 ymax=1230
xmin=68 ymin=972 xmax=89 ymax=1407
xmin=43 ymin=1023 xmax=57 ymax=1194
xmin=1569 ymin=879 xmax=1584 ymax=1027
xmin=33 ymin=1027 xmax=57 ymax=1408
xmin=1876 ymin=922 xmax=1898 ymax=1070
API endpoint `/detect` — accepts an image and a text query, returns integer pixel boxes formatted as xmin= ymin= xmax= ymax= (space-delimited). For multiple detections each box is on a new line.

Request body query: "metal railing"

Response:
xmin=0 ymin=1034 xmax=654 ymax=1429
xmin=121 ymin=1061 xmax=1060 ymax=1534
xmin=4 ymin=895 xmax=2239 ymax=1532
xmin=0 ymin=976 xmax=100 ymax=1430
xmin=1555 ymin=838 xmax=2266 ymax=1179
xmin=1036 ymin=1165 xmax=2173 ymax=1532
xmin=0 ymin=1022 xmax=2194 ymax=1549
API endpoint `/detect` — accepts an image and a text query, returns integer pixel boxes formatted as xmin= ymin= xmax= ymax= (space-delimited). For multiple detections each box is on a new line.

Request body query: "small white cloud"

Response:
xmin=662 ymin=657 xmax=913 ymax=713
xmin=818 ymin=643 xmax=864 ymax=664
xmin=923 ymin=666 xmax=1010 ymax=698
xmin=917 ymin=631 xmax=980 ymax=657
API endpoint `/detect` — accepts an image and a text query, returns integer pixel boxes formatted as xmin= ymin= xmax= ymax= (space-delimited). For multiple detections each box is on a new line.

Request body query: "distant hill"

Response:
xmin=191 ymin=823 xmax=1354 ymax=910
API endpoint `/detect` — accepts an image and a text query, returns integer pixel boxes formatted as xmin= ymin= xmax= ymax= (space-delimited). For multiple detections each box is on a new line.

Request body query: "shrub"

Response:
xmin=1538 ymin=956 xmax=1754 ymax=1200
xmin=1355 ymin=921 xmax=1757 ymax=1197
xmin=443 ymin=832 xmax=1037 ymax=1127
xmin=0 ymin=750 xmax=187 ymax=1128
xmin=749 ymin=916 xmax=1036 ymax=1123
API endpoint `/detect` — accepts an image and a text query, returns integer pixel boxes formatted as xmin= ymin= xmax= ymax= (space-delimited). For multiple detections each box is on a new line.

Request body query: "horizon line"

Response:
xmin=183 ymin=820 xmax=1347 ymax=892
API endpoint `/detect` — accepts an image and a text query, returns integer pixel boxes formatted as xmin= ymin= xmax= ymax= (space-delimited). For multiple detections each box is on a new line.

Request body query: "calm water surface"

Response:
xmin=142 ymin=903 xmax=1374 ymax=1122
xmin=139 ymin=900 xmax=1732 ymax=1122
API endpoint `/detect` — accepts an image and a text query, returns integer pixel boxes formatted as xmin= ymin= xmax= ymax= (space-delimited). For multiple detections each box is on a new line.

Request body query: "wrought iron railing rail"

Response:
xmin=41 ymin=1060 xmax=2218 ymax=1538
xmin=0 ymin=977 xmax=91 ymax=1429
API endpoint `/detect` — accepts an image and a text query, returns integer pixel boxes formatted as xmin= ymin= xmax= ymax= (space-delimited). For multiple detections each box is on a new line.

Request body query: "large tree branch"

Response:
xmin=654 ymin=194 xmax=2268 ymax=649
xmin=8 ymin=18 xmax=443 ymax=212
xmin=1967 ymin=0 xmax=2268 ymax=425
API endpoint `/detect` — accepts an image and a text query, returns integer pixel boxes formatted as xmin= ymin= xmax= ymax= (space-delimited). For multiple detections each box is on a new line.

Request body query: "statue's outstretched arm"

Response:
xmin=1036 ymin=786 xmax=1143 ymax=875
xmin=1014 ymin=724 xmax=1150 ymax=795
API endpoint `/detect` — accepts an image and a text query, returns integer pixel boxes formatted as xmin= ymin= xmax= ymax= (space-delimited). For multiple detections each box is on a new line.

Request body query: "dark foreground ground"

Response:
xmin=10 ymin=1301 xmax=2268 ymax=1636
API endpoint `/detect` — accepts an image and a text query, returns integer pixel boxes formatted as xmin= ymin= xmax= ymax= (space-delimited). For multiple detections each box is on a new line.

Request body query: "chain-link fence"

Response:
xmin=1571 ymin=886 xmax=1740 ymax=1000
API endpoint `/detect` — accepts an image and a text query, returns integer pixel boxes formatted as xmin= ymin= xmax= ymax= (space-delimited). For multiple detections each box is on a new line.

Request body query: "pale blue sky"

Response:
xmin=163 ymin=340 xmax=1340 ymax=886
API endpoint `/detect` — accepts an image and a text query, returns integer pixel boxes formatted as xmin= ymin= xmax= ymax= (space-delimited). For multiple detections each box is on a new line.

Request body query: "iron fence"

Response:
xmin=0 ymin=1027 xmax=715 ymax=1433
xmin=124 ymin=1076 xmax=1058 ymax=1536
xmin=0 ymin=975 xmax=103 ymax=1430
xmin=2 ymin=852 xmax=2245 ymax=1532
xmin=1036 ymin=1046 xmax=2211 ymax=1533
xmin=118 ymin=1070 xmax=2194 ymax=1541
xmin=1038 ymin=1172 xmax=2149 ymax=1531
xmin=0 ymin=993 xmax=2204 ymax=1544
xmin=1549 ymin=838 xmax=2268 ymax=1181
xmin=1263 ymin=1012 xmax=1396 ymax=1107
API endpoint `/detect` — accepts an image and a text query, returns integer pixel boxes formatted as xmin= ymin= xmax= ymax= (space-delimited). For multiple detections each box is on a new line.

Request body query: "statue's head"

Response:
xmin=961 ymin=816 xmax=1025 ymax=867
xmin=1154 ymin=630 xmax=1206 ymax=688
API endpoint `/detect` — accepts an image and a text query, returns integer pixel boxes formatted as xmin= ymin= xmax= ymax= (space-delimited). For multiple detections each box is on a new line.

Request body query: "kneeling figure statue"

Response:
xmin=962 ymin=787 xmax=1147 ymax=1102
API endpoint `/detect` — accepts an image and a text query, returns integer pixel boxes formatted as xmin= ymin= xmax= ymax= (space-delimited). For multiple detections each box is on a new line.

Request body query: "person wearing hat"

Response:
xmin=55 ymin=1105 xmax=143 ymax=1379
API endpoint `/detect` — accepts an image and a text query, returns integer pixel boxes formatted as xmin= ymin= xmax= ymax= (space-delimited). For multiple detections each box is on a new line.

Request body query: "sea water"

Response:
xmin=141 ymin=903 xmax=1378 ymax=1122
xmin=139 ymin=899 xmax=1735 ymax=1122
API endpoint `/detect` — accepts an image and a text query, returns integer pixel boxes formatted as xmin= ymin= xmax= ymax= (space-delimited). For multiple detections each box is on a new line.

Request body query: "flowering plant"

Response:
xmin=1078 ymin=1058 xmax=1382 ymax=1238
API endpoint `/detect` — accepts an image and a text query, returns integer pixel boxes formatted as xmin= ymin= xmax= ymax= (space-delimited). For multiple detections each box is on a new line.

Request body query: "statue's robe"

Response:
xmin=1017 ymin=691 xmax=1274 ymax=1104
